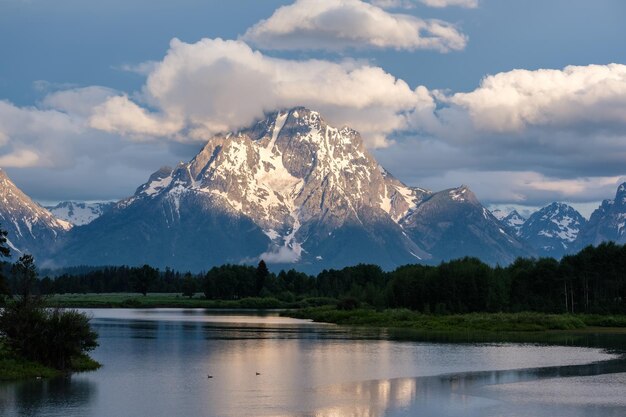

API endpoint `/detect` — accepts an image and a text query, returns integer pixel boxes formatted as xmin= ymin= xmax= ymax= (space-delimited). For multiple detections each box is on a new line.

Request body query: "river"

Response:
xmin=1 ymin=308 xmax=625 ymax=417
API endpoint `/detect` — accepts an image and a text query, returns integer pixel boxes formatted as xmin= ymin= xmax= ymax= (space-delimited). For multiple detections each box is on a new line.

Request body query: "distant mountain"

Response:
xmin=54 ymin=107 xmax=527 ymax=272
xmin=490 ymin=208 xmax=508 ymax=221
xmin=518 ymin=203 xmax=586 ymax=258
xmin=0 ymin=169 xmax=71 ymax=260
xmin=501 ymin=210 xmax=526 ymax=236
xmin=575 ymin=182 xmax=626 ymax=249
xmin=46 ymin=201 xmax=115 ymax=226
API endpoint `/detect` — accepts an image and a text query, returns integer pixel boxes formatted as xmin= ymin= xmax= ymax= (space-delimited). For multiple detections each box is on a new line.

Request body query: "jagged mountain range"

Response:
xmin=0 ymin=107 xmax=625 ymax=271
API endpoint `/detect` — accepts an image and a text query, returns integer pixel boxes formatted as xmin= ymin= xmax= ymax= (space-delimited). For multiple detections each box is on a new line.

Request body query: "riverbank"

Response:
xmin=0 ymin=341 xmax=101 ymax=381
xmin=284 ymin=306 xmax=626 ymax=332
xmin=44 ymin=293 xmax=336 ymax=309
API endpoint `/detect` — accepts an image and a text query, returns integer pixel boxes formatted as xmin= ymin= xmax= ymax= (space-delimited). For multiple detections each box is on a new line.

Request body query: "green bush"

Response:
xmin=0 ymin=298 xmax=98 ymax=371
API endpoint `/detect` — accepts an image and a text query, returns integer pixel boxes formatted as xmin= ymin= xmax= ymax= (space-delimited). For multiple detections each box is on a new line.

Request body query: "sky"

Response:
xmin=1 ymin=0 xmax=626 ymax=217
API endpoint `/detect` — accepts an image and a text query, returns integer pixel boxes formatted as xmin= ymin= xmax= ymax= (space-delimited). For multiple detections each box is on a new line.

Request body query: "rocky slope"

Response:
xmin=401 ymin=187 xmax=532 ymax=265
xmin=575 ymin=182 xmax=626 ymax=249
xmin=0 ymin=169 xmax=71 ymax=261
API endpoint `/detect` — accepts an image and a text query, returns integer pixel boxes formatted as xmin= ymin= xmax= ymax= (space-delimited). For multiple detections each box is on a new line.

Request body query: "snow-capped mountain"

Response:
xmin=55 ymin=107 xmax=527 ymax=272
xmin=497 ymin=210 xmax=526 ymax=236
xmin=46 ymin=201 xmax=115 ymax=226
xmin=518 ymin=202 xmax=586 ymax=258
xmin=575 ymin=182 xmax=626 ymax=249
xmin=0 ymin=169 xmax=71 ymax=259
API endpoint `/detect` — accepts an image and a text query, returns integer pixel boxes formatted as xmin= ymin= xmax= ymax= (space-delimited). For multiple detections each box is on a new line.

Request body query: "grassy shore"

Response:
xmin=44 ymin=293 xmax=336 ymax=309
xmin=284 ymin=306 xmax=626 ymax=332
xmin=0 ymin=341 xmax=101 ymax=381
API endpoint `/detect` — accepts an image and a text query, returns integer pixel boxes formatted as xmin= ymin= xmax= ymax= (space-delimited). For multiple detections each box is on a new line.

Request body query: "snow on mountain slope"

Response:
xmin=519 ymin=202 xmax=586 ymax=258
xmin=46 ymin=201 xmax=115 ymax=226
xmin=123 ymin=108 xmax=431 ymax=264
xmin=502 ymin=210 xmax=526 ymax=236
xmin=0 ymin=169 xmax=71 ymax=259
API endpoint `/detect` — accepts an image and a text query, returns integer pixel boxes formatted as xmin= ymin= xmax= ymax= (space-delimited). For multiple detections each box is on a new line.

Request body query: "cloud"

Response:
xmin=259 ymin=246 xmax=301 ymax=263
xmin=91 ymin=38 xmax=427 ymax=147
xmin=374 ymin=63 xmax=626 ymax=206
xmin=372 ymin=0 xmax=478 ymax=8
xmin=90 ymin=95 xmax=182 ymax=139
xmin=40 ymin=86 xmax=117 ymax=117
xmin=241 ymin=0 xmax=467 ymax=52
xmin=443 ymin=64 xmax=626 ymax=134
xmin=0 ymin=91 xmax=184 ymax=201
xmin=0 ymin=149 xmax=40 ymax=168
xmin=419 ymin=0 xmax=477 ymax=8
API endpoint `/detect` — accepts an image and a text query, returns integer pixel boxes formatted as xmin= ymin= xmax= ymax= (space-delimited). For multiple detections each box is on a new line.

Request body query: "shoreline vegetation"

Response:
xmin=0 ymin=249 xmax=102 ymax=382
xmin=0 ymin=340 xmax=101 ymax=381
xmin=283 ymin=306 xmax=626 ymax=332
xmin=43 ymin=292 xmax=626 ymax=333
xmin=43 ymin=293 xmax=331 ymax=309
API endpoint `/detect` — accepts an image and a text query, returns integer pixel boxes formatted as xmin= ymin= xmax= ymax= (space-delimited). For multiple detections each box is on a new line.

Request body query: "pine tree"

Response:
xmin=255 ymin=260 xmax=269 ymax=296
xmin=0 ymin=225 xmax=10 ymax=301
xmin=12 ymin=254 xmax=37 ymax=299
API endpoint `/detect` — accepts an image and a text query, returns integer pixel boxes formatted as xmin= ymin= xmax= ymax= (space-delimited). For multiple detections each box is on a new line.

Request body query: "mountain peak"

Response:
xmin=447 ymin=185 xmax=479 ymax=204
xmin=500 ymin=210 xmax=526 ymax=236
xmin=0 ymin=169 xmax=71 ymax=258
xmin=519 ymin=202 xmax=585 ymax=257
xmin=616 ymin=182 xmax=626 ymax=204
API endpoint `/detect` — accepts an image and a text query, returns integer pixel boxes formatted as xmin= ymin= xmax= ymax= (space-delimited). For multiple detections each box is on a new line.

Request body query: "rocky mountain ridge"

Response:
xmin=0 ymin=169 xmax=71 ymax=260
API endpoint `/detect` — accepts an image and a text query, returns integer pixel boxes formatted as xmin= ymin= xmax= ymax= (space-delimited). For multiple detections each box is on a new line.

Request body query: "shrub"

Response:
xmin=0 ymin=298 xmax=98 ymax=371
xmin=337 ymin=297 xmax=360 ymax=311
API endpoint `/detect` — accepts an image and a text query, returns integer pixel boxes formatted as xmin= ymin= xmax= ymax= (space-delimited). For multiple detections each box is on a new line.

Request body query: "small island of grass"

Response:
xmin=284 ymin=306 xmax=626 ymax=333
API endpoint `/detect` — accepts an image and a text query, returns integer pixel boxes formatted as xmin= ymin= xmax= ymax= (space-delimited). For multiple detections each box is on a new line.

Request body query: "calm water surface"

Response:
xmin=1 ymin=308 xmax=625 ymax=417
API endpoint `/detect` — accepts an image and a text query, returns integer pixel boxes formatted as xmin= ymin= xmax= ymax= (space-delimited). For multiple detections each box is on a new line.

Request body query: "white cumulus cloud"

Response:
xmin=446 ymin=63 xmax=626 ymax=134
xmin=92 ymin=38 xmax=428 ymax=147
xmin=241 ymin=0 xmax=467 ymax=52
xmin=90 ymin=95 xmax=182 ymax=139
xmin=372 ymin=0 xmax=478 ymax=8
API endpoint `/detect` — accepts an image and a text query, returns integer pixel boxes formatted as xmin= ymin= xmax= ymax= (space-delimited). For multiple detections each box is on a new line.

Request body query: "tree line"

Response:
xmin=2 ymin=242 xmax=624 ymax=314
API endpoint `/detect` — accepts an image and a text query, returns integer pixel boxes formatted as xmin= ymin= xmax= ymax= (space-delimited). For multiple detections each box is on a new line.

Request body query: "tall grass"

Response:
xmin=287 ymin=307 xmax=594 ymax=332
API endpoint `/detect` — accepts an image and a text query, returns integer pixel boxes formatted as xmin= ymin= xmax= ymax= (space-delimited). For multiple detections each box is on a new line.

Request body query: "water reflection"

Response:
xmin=306 ymin=359 xmax=626 ymax=417
xmin=0 ymin=376 xmax=96 ymax=417
xmin=0 ymin=309 xmax=625 ymax=417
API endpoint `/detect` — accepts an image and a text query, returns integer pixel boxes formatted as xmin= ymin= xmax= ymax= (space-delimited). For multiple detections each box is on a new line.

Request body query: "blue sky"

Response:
xmin=1 ymin=0 xmax=626 ymax=216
